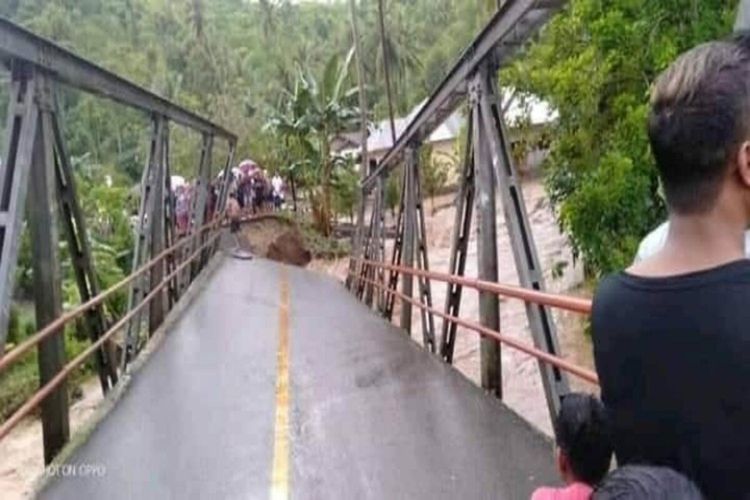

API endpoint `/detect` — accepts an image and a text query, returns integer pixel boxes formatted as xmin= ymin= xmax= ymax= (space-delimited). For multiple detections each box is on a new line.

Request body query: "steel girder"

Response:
xmin=476 ymin=63 xmax=569 ymax=418
xmin=0 ymin=19 xmax=235 ymax=141
xmin=471 ymin=73 xmax=503 ymax=398
xmin=439 ymin=107 xmax=476 ymax=363
xmin=362 ymin=0 xmax=567 ymax=191
xmin=122 ymin=115 xmax=168 ymax=367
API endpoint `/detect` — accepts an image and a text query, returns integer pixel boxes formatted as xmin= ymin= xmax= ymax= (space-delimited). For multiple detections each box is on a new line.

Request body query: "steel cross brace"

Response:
xmin=363 ymin=176 xmax=386 ymax=308
xmin=374 ymin=175 xmax=387 ymax=312
xmin=383 ymin=164 xmax=407 ymax=321
xmin=161 ymin=123 xmax=180 ymax=308
xmin=439 ymin=107 xmax=476 ymax=363
xmin=363 ymin=193 xmax=379 ymax=306
xmin=476 ymin=62 xmax=569 ymax=417
xmin=398 ymin=147 xmax=436 ymax=351
xmin=0 ymin=65 xmax=72 ymax=463
xmin=0 ymin=65 xmax=38 ymax=351
xmin=346 ymin=194 xmax=366 ymax=291
xmin=187 ymin=133 xmax=214 ymax=283
xmin=410 ymin=153 xmax=437 ymax=353
xmin=356 ymin=193 xmax=378 ymax=302
xmin=0 ymin=65 xmax=119 ymax=461
xmin=50 ymin=95 xmax=119 ymax=393
xmin=122 ymin=114 xmax=167 ymax=368
xmin=212 ymin=141 xmax=237 ymax=255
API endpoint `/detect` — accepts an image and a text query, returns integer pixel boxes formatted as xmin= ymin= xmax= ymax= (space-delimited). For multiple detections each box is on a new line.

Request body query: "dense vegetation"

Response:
xmin=0 ymin=0 xmax=740 ymax=416
xmin=505 ymin=0 xmax=736 ymax=274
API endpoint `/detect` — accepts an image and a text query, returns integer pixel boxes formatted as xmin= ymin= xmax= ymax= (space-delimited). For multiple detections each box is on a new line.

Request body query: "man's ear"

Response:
xmin=736 ymin=141 xmax=750 ymax=188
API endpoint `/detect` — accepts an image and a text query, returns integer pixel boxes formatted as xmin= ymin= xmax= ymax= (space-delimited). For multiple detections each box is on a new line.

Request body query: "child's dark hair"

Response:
xmin=593 ymin=465 xmax=704 ymax=499
xmin=555 ymin=393 xmax=613 ymax=485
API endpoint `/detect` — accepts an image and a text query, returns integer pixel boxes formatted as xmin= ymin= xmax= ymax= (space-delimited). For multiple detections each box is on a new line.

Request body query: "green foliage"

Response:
xmin=504 ymin=0 xmax=736 ymax=275
xmin=385 ymin=169 xmax=402 ymax=217
xmin=331 ymin=159 xmax=361 ymax=223
xmin=0 ymin=306 xmax=91 ymax=422
xmin=419 ymin=144 xmax=453 ymax=214
xmin=265 ymin=51 xmax=360 ymax=235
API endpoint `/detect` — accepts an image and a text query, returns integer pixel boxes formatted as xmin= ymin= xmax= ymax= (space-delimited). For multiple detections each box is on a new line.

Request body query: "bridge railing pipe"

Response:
xmin=354 ymin=258 xmax=599 ymax=385
xmin=0 ymin=230 xmax=223 ymax=441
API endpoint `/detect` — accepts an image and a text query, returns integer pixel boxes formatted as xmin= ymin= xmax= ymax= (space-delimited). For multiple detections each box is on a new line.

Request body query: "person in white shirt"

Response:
xmin=635 ymin=221 xmax=750 ymax=262
xmin=271 ymin=174 xmax=284 ymax=210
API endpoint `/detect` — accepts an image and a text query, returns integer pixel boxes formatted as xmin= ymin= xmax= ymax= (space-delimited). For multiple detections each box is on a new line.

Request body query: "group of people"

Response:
xmin=534 ymin=33 xmax=750 ymax=499
xmin=229 ymin=161 xmax=286 ymax=215
xmin=168 ymin=160 xmax=288 ymax=238
xmin=173 ymin=181 xmax=219 ymax=236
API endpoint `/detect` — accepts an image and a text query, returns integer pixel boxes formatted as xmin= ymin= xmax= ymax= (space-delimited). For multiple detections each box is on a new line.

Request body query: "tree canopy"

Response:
xmin=0 ymin=0 xmax=741 ymax=277
xmin=504 ymin=0 xmax=737 ymax=275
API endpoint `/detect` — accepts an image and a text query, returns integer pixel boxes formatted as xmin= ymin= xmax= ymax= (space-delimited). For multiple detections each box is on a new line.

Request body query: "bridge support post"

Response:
xmin=359 ymin=197 xmax=378 ymax=307
xmin=476 ymin=62 xmax=569 ymax=418
xmin=148 ymin=117 xmax=168 ymax=335
xmin=440 ymin=107 xmax=476 ymax=363
xmin=50 ymin=97 xmax=118 ymax=392
xmin=471 ymin=75 xmax=502 ymax=397
xmin=375 ymin=175 xmax=387 ymax=313
xmin=4 ymin=67 xmax=73 ymax=463
xmin=212 ymin=140 xmax=236 ymax=255
xmin=31 ymin=77 xmax=71 ymax=465
xmin=162 ymin=123 xmax=181 ymax=309
xmin=216 ymin=141 xmax=236 ymax=215
xmin=347 ymin=193 xmax=367 ymax=292
xmin=383 ymin=165 xmax=406 ymax=321
xmin=399 ymin=147 xmax=417 ymax=335
xmin=411 ymin=151 xmax=436 ymax=352
xmin=0 ymin=66 xmax=38 ymax=352
xmin=123 ymin=114 xmax=167 ymax=367
xmin=355 ymin=189 xmax=374 ymax=301
xmin=188 ymin=133 xmax=214 ymax=281
xmin=364 ymin=175 xmax=384 ymax=308
xmin=0 ymin=64 xmax=118 ymax=404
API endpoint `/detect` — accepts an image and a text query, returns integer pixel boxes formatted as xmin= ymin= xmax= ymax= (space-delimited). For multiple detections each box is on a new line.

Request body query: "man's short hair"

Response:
xmin=593 ymin=465 xmax=704 ymax=499
xmin=648 ymin=41 xmax=750 ymax=214
xmin=555 ymin=393 xmax=612 ymax=485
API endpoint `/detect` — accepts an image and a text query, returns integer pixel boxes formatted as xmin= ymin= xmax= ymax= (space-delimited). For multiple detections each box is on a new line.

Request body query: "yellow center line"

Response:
xmin=271 ymin=265 xmax=291 ymax=500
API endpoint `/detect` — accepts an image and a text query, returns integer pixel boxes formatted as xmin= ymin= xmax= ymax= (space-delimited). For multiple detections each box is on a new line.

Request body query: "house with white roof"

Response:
xmin=331 ymin=89 xmax=556 ymax=180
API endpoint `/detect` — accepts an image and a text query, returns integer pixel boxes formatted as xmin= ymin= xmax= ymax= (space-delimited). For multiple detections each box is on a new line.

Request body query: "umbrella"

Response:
xmin=171 ymin=175 xmax=186 ymax=189
xmin=238 ymin=159 xmax=258 ymax=175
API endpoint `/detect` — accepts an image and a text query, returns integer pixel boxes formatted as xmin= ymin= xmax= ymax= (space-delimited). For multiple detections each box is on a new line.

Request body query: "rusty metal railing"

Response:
xmin=354 ymin=258 xmax=599 ymax=385
xmin=0 ymin=218 xmax=227 ymax=441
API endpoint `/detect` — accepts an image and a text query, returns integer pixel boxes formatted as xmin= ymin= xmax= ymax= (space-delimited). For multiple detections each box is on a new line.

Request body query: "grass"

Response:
xmin=278 ymin=211 xmax=351 ymax=259
xmin=0 ymin=305 xmax=96 ymax=423
xmin=298 ymin=222 xmax=351 ymax=259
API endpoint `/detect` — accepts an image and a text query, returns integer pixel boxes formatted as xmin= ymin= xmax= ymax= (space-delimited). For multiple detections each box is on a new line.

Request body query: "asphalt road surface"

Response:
xmin=39 ymin=257 xmax=558 ymax=499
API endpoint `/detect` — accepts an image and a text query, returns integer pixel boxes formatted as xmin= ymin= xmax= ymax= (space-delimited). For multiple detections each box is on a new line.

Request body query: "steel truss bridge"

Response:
xmin=0 ymin=1 xmax=744 ymax=498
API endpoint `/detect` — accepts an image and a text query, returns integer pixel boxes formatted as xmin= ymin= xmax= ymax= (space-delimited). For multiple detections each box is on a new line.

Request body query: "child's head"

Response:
xmin=592 ymin=465 xmax=703 ymax=499
xmin=554 ymin=393 xmax=612 ymax=486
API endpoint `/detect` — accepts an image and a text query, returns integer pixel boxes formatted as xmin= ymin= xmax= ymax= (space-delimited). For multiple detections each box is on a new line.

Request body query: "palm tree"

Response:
xmin=266 ymin=50 xmax=361 ymax=236
xmin=363 ymin=1 xmax=422 ymax=114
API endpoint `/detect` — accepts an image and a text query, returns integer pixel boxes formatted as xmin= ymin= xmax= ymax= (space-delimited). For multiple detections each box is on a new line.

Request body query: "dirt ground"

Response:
xmin=237 ymin=215 xmax=312 ymax=266
xmin=0 ymin=378 xmax=102 ymax=500
xmin=313 ymin=178 xmax=595 ymax=436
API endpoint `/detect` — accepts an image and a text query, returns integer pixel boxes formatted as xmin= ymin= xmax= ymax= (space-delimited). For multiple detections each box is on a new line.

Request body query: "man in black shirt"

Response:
xmin=592 ymin=39 xmax=750 ymax=498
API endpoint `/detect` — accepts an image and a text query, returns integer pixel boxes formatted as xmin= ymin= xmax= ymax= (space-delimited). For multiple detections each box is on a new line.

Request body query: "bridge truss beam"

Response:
xmin=0 ymin=19 xmax=237 ymax=463
xmin=352 ymin=0 xmax=570 ymax=423
xmin=361 ymin=0 xmax=566 ymax=192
